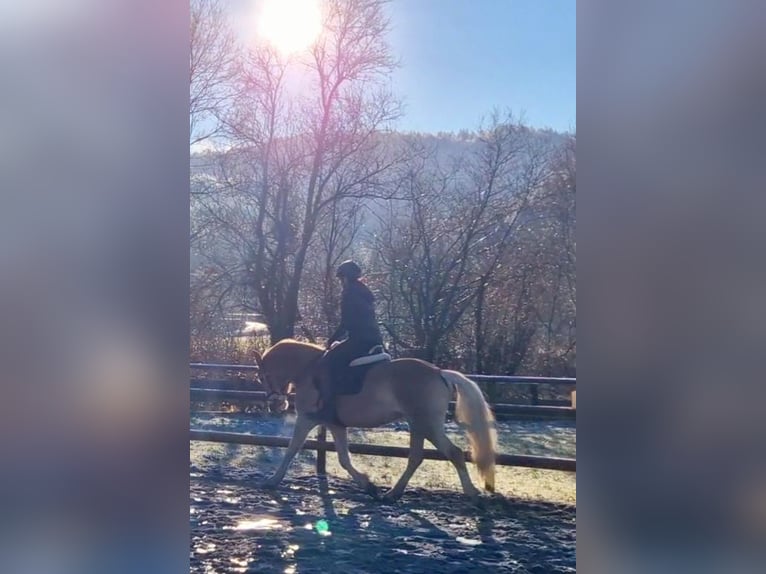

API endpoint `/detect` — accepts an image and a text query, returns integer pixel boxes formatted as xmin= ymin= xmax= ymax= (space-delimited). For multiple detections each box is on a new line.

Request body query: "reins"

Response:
xmin=263 ymin=346 xmax=326 ymax=401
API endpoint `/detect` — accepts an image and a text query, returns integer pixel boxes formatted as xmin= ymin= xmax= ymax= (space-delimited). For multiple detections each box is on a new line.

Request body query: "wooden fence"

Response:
xmin=189 ymin=362 xmax=576 ymax=476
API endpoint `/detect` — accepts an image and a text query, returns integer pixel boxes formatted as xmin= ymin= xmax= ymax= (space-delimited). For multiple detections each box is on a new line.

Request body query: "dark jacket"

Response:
xmin=328 ymin=279 xmax=383 ymax=346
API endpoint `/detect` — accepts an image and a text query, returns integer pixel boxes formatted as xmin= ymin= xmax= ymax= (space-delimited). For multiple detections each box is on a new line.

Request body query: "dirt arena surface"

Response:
xmin=190 ymin=415 xmax=575 ymax=573
xmin=190 ymin=468 xmax=575 ymax=573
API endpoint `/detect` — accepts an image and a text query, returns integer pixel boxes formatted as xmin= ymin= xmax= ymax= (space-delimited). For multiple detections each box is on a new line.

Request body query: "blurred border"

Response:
xmin=0 ymin=1 xmax=190 ymax=572
xmin=579 ymin=1 xmax=766 ymax=572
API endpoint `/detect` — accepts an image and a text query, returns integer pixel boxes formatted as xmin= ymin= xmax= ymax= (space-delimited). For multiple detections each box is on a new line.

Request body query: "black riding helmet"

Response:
xmin=336 ymin=260 xmax=362 ymax=280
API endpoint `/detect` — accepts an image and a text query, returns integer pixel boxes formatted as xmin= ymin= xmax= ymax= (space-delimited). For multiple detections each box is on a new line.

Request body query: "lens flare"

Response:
xmin=256 ymin=0 xmax=322 ymax=55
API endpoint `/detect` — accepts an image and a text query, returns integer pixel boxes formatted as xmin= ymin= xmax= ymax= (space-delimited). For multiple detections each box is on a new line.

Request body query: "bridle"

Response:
xmin=260 ymin=350 xmax=327 ymax=405
xmin=264 ymin=377 xmax=290 ymax=404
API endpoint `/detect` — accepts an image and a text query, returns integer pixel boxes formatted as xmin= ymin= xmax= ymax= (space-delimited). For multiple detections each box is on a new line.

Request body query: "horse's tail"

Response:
xmin=440 ymin=369 xmax=497 ymax=492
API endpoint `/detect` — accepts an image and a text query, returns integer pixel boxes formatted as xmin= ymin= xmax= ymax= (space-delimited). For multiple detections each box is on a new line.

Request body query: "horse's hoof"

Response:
xmin=261 ymin=478 xmax=280 ymax=490
xmin=380 ymin=490 xmax=401 ymax=504
xmin=364 ymin=482 xmax=380 ymax=499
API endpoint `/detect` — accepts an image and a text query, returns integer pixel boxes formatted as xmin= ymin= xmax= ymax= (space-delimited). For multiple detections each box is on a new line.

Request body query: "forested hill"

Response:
xmin=190 ymin=126 xmax=575 ymax=377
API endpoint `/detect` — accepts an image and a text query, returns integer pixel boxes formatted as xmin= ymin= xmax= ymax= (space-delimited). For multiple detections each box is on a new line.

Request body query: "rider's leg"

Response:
xmin=312 ymin=342 xmax=346 ymax=423
xmin=313 ymin=338 xmax=377 ymax=423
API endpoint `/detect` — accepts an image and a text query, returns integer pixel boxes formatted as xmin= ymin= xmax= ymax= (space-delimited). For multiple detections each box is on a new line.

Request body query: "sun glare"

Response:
xmin=256 ymin=0 xmax=322 ymax=55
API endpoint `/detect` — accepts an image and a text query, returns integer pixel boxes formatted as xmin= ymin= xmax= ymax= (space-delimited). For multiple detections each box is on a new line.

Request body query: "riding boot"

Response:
xmin=313 ymin=372 xmax=344 ymax=427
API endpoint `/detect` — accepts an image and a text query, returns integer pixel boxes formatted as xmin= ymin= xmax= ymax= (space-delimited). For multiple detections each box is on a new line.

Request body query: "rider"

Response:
xmin=313 ymin=260 xmax=384 ymax=424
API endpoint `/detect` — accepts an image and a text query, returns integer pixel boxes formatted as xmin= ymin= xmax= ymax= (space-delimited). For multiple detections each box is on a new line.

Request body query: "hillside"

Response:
xmin=190 ymin=127 xmax=569 ymax=272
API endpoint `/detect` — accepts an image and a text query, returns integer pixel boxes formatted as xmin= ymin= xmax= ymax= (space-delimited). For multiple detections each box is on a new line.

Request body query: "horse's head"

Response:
xmin=255 ymin=339 xmax=324 ymax=414
xmin=253 ymin=349 xmax=290 ymax=414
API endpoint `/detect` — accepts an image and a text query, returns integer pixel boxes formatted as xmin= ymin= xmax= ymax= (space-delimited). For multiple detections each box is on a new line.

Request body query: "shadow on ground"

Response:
xmin=190 ymin=462 xmax=575 ymax=574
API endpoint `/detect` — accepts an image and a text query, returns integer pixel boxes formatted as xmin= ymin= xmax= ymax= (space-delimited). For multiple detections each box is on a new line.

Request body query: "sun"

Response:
xmin=256 ymin=0 xmax=322 ymax=55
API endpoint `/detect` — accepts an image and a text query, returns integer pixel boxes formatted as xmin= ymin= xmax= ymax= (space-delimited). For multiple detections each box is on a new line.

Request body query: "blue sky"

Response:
xmin=386 ymin=0 xmax=576 ymax=134
xmin=223 ymin=0 xmax=575 ymax=137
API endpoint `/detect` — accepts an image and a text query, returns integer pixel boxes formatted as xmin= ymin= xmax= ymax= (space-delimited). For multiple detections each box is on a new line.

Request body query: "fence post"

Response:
xmin=530 ymin=384 xmax=539 ymax=405
xmin=316 ymin=425 xmax=327 ymax=475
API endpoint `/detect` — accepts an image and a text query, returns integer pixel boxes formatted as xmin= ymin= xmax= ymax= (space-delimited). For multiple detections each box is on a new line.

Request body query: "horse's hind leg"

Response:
xmin=382 ymin=429 xmax=425 ymax=502
xmin=425 ymin=426 xmax=480 ymax=500
xmin=329 ymin=426 xmax=377 ymax=496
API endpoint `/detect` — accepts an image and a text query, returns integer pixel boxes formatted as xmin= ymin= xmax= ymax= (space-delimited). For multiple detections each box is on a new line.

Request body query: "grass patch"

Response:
xmin=191 ymin=417 xmax=575 ymax=506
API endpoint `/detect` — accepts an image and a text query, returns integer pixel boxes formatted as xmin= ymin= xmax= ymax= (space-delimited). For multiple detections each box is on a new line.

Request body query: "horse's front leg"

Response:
xmin=329 ymin=425 xmax=378 ymax=497
xmin=262 ymin=414 xmax=317 ymax=488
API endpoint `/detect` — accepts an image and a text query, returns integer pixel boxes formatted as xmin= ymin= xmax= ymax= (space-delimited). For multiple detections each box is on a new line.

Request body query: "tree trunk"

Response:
xmin=474 ymin=283 xmax=486 ymax=373
xmin=268 ymin=320 xmax=294 ymax=345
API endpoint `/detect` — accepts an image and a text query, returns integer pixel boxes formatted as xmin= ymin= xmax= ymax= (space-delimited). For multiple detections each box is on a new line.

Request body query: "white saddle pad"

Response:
xmin=349 ymin=352 xmax=391 ymax=367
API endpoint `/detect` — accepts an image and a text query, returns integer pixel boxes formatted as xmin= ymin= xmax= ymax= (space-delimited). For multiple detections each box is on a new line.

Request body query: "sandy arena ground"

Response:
xmin=190 ymin=414 xmax=576 ymax=573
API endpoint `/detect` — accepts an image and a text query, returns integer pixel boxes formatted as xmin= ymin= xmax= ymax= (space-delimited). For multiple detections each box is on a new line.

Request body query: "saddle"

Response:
xmin=348 ymin=345 xmax=391 ymax=367
xmin=312 ymin=344 xmax=392 ymax=427
xmin=334 ymin=344 xmax=391 ymax=396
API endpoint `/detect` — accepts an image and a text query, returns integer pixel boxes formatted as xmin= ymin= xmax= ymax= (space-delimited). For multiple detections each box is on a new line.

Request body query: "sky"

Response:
xmin=386 ymin=1 xmax=576 ymax=134
xmin=223 ymin=0 xmax=575 ymax=137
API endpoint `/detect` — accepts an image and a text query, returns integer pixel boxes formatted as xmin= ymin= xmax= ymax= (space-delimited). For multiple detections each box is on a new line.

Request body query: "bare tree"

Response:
xmin=298 ymin=195 xmax=367 ymax=341
xmin=531 ymin=134 xmax=576 ymax=374
xmin=190 ymin=0 xmax=237 ymax=147
xmin=470 ymin=133 xmax=575 ymax=379
xmin=201 ymin=0 xmax=403 ymax=343
xmin=188 ymin=2 xmax=576 ymax=371
xmin=373 ymin=113 xmax=551 ymax=364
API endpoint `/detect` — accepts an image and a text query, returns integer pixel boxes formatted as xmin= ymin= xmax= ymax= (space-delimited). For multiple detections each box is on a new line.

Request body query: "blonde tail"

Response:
xmin=440 ymin=369 xmax=497 ymax=492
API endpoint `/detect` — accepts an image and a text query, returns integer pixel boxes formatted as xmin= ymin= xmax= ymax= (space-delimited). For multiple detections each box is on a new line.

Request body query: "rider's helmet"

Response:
xmin=336 ymin=260 xmax=362 ymax=280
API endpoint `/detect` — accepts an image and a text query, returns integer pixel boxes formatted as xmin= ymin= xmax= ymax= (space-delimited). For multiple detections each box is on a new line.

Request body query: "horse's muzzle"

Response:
xmin=266 ymin=392 xmax=289 ymax=414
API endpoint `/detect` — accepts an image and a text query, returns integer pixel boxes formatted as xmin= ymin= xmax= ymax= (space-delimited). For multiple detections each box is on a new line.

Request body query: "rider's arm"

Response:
xmin=327 ymin=325 xmax=345 ymax=347
xmin=327 ymin=294 xmax=350 ymax=347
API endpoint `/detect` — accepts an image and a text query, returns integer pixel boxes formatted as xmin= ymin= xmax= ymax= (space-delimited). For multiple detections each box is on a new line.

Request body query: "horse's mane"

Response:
xmin=262 ymin=338 xmax=324 ymax=360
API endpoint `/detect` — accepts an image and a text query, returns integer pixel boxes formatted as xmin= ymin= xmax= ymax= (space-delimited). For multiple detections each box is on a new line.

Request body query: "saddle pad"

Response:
xmin=348 ymin=352 xmax=392 ymax=367
xmin=337 ymin=360 xmax=385 ymax=396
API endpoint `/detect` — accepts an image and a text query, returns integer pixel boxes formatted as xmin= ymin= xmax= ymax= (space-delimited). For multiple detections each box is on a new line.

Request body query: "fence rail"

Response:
xmin=189 ymin=387 xmax=575 ymax=419
xmin=190 ymin=362 xmax=575 ymax=385
xmin=190 ymin=362 xmax=260 ymax=371
xmin=190 ymin=429 xmax=576 ymax=472
xmin=191 ymin=379 xmax=572 ymax=407
xmin=190 ymin=362 xmax=575 ymax=406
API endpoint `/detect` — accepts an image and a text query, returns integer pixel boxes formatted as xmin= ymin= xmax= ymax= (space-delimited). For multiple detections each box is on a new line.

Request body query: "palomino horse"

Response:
xmin=254 ymin=338 xmax=497 ymax=502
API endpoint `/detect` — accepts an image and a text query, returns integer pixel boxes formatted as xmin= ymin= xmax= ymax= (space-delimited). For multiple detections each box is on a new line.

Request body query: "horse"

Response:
xmin=253 ymin=338 xmax=497 ymax=502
